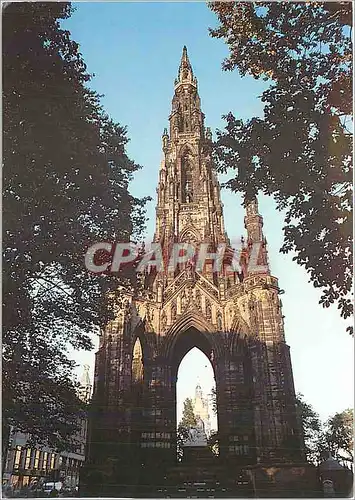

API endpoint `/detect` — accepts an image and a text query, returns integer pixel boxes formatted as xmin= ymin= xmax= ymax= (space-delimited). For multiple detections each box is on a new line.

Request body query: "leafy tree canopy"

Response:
xmin=325 ymin=408 xmax=354 ymax=464
xmin=296 ymin=394 xmax=353 ymax=467
xmin=210 ymin=386 xmax=217 ymax=415
xmin=179 ymin=398 xmax=197 ymax=430
xmin=3 ymin=2 xmax=147 ymax=451
xmin=209 ymin=2 xmax=353 ymax=332
xmin=296 ymin=393 xmax=327 ymax=465
xmin=176 ymin=398 xmax=197 ymax=461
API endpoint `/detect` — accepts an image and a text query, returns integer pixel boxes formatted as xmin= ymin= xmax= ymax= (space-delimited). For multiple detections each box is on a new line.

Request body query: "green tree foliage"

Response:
xmin=296 ymin=393 xmax=327 ymax=465
xmin=296 ymin=395 xmax=353 ymax=467
xmin=325 ymin=409 xmax=354 ymax=465
xmin=177 ymin=398 xmax=197 ymax=460
xmin=209 ymin=2 xmax=353 ymax=332
xmin=210 ymin=386 xmax=217 ymax=416
xmin=3 ymin=2 xmax=147 ymax=452
xmin=180 ymin=398 xmax=198 ymax=429
xmin=207 ymin=430 xmax=219 ymax=457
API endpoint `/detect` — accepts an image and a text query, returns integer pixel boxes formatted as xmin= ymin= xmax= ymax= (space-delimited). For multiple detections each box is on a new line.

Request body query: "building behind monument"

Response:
xmin=2 ymin=366 xmax=91 ymax=495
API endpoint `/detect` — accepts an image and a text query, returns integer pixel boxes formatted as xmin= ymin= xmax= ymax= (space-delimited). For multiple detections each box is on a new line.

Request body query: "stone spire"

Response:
xmin=169 ymin=46 xmax=203 ymax=139
xmin=78 ymin=364 xmax=92 ymax=403
xmin=244 ymin=197 xmax=264 ymax=243
xmin=244 ymin=197 xmax=269 ymax=274
xmin=154 ymin=46 xmax=227 ymax=262
xmin=195 ymin=381 xmax=203 ymax=399
xmin=175 ymin=45 xmax=196 ymax=86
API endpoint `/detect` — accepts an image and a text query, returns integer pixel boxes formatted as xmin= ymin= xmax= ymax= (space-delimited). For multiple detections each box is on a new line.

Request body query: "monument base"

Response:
xmin=246 ymin=462 xmax=321 ymax=498
xmin=182 ymin=444 xmax=214 ymax=465
xmin=80 ymin=456 xmax=324 ymax=497
xmin=160 ymin=460 xmax=322 ymax=498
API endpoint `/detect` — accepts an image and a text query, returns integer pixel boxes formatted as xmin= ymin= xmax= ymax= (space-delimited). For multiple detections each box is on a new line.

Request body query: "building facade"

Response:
xmin=3 ymin=366 xmax=92 ymax=494
xmin=83 ymin=47 xmax=309 ymax=496
xmin=2 ymin=431 xmax=85 ymax=492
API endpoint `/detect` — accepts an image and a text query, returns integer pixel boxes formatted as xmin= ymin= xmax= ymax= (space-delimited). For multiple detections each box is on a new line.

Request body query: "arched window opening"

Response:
xmin=176 ymin=347 xmax=218 ymax=461
xmin=181 ymin=152 xmax=194 ymax=203
xmin=132 ymin=337 xmax=143 ymax=383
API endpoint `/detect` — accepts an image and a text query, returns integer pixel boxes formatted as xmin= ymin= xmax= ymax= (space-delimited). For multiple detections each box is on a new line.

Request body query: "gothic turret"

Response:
xmin=78 ymin=364 xmax=92 ymax=403
xmin=244 ymin=198 xmax=269 ymax=274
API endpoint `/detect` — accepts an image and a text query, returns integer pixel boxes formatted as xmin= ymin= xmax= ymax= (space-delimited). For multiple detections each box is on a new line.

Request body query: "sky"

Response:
xmin=64 ymin=2 xmax=353 ymax=426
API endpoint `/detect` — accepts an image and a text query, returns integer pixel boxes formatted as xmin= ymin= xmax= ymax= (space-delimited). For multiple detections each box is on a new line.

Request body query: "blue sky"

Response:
xmin=65 ymin=2 xmax=353 ymax=424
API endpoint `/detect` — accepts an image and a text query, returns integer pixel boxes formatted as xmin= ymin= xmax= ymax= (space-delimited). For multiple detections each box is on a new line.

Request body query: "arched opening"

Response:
xmin=175 ymin=335 xmax=218 ymax=462
xmin=177 ymin=348 xmax=217 ymax=434
xmin=181 ymin=150 xmax=194 ymax=203
xmin=132 ymin=337 xmax=143 ymax=383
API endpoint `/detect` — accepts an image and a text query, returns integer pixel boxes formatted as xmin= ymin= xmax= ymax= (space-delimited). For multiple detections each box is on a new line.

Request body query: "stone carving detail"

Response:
xmin=163 ymin=269 xmax=200 ymax=304
xmin=205 ymin=299 xmax=212 ymax=321
xmin=171 ymin=301 xmax=177 ymax=322
xmin=216 ymin=311 xmax=223 ymax=331
xmin=198 ymin=277 xmax=219 ymax=299
xmin=161 ymin=311 xmax=167 ymax=332
xmin=184 ymin=416 xmax=207 ymax=447
xmin=195 ymin=288 xmax=202 ymax=311
xmin=181 ymin=289 xmax=188 ymax=311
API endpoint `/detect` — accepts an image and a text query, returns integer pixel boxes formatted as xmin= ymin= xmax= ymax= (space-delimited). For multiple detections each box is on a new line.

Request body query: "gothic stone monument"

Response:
xmin=81 ymin=47 xmax=318 ymax=497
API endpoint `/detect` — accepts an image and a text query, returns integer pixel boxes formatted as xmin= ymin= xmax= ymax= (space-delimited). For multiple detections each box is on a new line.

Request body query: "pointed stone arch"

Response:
xmin=180 ymin=153 xmax=195 ymax=203
xmin=168 ymin=309 xmax=215 ymax=338
xmin=178 ymin=143 xmax=196 ymax=159
xmin=229 ymin=314 xmax=251 ymax=356
xmin=179 ymin=225 xmax=201 ymax=244
xmin=231 ymin=313 xmax=251 ymax=336
xmin=161 ymin=310 xmax=225 ymax=367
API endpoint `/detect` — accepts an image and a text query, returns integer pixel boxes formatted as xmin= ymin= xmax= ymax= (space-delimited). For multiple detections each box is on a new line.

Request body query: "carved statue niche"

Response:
xmin=181 ymin=151 xmax=194 ymax=203
xmin=195 ymin=288 xmax=202 ymax=310
xmin=216 ymin=311 xmax=223 ymax=331
xmin=161 ymin=311 xmax=167 ymax=331
xmin=205 ymin=299 xmax=212 ymax=321
xmin=181 ymin=289 xmax=188 ymax=310
xmin=171 ymin=301 xmax=177 ymax=322
xmin=192 ymin=112 xmax=200 ymax=133
xmin=185 ymin=179 xmax=193 ymax=203
xmin=185 ymin=259 xmax=195 ymax=280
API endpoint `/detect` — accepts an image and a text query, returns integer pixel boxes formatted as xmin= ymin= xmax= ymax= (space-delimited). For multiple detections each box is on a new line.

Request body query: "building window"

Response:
xmin=24 ymin=449 xmax=31 ymax=469
xmin=229 ymin=443 xmax=249 ymax=456
xmin=34 ymin=450 xmax=40 ymax=469
xmin=14 ymin=446 xmax=22 ymax=469
xmin=11 ymin=475 xmax=20 ymax=488
xmin=50 ymin=453 xmax=56 ymax=469
xmin=43 ymin=452 xmax=48 ymax=470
